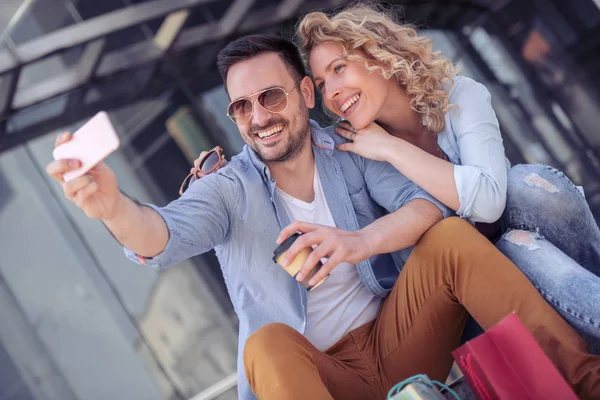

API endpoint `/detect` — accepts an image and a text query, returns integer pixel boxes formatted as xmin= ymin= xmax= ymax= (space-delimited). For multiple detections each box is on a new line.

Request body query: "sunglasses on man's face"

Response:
xmin=179 ymin=146 xmax=225 ymax=196
xmin=226 ymin=81 xmax=302 ymax=125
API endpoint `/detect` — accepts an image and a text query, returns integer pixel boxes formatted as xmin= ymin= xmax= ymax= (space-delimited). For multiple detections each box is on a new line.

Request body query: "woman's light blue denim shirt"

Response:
xmin=437 ymin=76 xmax=510 ymax=223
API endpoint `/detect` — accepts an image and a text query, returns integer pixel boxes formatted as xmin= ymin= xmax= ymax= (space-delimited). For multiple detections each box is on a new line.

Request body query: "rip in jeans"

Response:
xmin=503 ymin=229 xmax=541 ymax=251
xmin=523 ymin=173 xmax=560 ymax=193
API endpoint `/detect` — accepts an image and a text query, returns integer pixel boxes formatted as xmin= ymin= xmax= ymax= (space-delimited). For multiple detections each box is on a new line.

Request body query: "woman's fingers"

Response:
xmin=336 ymin=143 xmax=354 ymax=152
xmin=337 ymin=121 xmax=354 ymax=131
xmin=336 ymin=126 xmax=354 ymax=140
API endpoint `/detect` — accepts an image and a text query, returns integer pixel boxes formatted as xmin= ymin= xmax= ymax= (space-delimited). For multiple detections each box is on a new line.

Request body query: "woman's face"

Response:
xmin=309 ymin=42 xmax=394 ymax=130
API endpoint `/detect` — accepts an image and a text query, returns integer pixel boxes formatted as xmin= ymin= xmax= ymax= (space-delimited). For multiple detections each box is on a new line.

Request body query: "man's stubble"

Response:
xmin=253 ymin=96 xmax=311 ymax=164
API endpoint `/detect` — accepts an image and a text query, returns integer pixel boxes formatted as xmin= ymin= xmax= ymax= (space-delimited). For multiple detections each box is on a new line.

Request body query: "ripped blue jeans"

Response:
xmin=462 ymin=164 xmax=600 ymax=353
xmin=497 ymin=164 xmax=600 ymax=351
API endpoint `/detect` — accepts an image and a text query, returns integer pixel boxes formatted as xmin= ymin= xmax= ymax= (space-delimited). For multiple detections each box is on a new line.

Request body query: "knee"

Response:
xmin=505 ymin=165 xmax=574 ymax=224
xmin=507 ymin=165 xmax=562 ymax=205
xmin=501 ymin=229 xmax=541 ymax=252
xmin=426 ymin=217 xmax=475 ymax=238
xmin=244 ymin=323 xmax=298 ymax=371
xmin=420 ymin=217 xmax=485 ymax=249
xmin=244 ymin=323 xmax=307 ymax=393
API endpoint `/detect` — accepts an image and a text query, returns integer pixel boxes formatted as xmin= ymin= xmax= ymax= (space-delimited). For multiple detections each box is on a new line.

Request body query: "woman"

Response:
xmin=294 ymin=4 xmax=600 ymax=344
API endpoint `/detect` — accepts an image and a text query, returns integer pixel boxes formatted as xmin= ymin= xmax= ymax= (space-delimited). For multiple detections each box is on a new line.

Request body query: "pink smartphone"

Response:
xmin=53 ymin=111 xmax=120 ymax=182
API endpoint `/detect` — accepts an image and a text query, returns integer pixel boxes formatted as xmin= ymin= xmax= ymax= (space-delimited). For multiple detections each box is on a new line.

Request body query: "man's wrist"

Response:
xmin=103 ymin=192 xmax=129 ymax=224
xmin=359 ymin=227 xmax=382 ymax=259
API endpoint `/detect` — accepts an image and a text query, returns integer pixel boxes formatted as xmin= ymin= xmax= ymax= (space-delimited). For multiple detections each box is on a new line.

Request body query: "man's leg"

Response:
xmin=243 ymin=322 xmax=383 ymax=400
xmin=372 ymin=217 xmax=600 ymax=399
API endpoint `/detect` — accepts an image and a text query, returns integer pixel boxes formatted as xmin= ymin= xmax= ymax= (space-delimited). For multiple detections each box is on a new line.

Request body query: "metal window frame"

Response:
xmin=0 ymin=0 xmax=490 ymax=151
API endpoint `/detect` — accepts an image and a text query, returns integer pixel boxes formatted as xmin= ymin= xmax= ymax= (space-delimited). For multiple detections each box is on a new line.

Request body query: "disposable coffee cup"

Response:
xmin=273 ymin=233 xmax=329 ymax=291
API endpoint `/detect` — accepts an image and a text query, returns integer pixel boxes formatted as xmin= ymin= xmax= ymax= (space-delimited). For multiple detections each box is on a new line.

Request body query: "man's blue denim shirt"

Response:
xmin=125 ymin=120 xmax=450 ymax=400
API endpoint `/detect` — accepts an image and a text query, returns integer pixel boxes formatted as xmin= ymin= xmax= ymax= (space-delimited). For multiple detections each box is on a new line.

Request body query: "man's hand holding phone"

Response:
xmin=46 ymin=112 xmax=123 ymax=221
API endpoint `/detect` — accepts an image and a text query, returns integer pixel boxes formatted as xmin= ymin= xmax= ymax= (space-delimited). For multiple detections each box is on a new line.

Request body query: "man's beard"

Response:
xmin=250 ymin=103 xmax=310 ymax=163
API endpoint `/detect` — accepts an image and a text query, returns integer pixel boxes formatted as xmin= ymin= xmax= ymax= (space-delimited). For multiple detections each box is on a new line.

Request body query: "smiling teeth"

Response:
xmin=257 ymin=125 xmax=284 ymax=139
xmin=340 ymin=94 xmax=360 ymax=113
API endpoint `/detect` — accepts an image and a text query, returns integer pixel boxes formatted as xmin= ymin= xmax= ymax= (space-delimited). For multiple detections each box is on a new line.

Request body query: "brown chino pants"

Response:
xmin=244 ymin=217 xmax=600 ymax=400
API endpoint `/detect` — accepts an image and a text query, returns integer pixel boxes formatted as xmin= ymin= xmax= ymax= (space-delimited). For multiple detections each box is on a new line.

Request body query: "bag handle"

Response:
xmin=462 ymin=354 xmax=494 ymax=400
xmin=387 ymin=373 xmax=461 ymax=399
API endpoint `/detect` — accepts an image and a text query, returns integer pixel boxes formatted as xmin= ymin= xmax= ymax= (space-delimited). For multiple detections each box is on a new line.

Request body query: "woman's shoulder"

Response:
xmin=442 ymin=75 xmax=497 ymax=138
xmin=445 ymin=76 xmax=493 ymax=123
xmin=446 ymin=75 xmax=491 ymax=103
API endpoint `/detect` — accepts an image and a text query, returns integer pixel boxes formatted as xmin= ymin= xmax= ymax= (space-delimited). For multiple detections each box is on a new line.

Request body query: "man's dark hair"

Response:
xmin=217 ymin=34 xmax=307 ymax=91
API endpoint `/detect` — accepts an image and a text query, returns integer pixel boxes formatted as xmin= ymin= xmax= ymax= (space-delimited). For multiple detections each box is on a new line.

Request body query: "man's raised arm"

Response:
xmin=102 ymin=193 xmax=169 ymax=258
xmin=46 ymin=132 xmax=230 ymax=268
xmin=46 ymin=133 xmax=168 ymax=258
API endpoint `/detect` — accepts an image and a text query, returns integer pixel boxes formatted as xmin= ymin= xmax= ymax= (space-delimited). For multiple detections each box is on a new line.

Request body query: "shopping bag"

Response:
xmin=452 ymin=312 xmax=577 ymax=400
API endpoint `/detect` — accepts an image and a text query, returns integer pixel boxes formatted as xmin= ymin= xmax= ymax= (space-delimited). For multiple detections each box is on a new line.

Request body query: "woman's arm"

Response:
xmin=441 ymin=77 xmax=508 ymax=222
xmin=382 ymin=135 xmax=460 ymax=210
xmin=338 ymin=124 xmax=460 ymax=209
xmin=337 ymin=77 xmax=507 ymax=223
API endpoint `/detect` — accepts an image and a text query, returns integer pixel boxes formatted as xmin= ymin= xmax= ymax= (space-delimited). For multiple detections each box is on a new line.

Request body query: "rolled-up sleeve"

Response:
xmin=450 ymin=78 xmax=508 ymax=223
xmin=124 ymin=175 xmax=233 ymax=269
xmin=361 ymin=156 xmax=452 ymax=218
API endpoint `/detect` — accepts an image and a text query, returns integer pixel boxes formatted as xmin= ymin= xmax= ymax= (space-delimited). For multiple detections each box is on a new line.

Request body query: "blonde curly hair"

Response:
xmin=296 ymin=3 xmax=459 ymax=133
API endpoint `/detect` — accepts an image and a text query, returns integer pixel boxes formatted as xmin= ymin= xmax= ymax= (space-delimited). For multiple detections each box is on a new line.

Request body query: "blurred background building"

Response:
xmin=0 ymin=0 xmax=599 ymax=399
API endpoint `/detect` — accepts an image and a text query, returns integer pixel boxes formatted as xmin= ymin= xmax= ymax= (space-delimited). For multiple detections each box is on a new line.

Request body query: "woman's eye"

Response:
xmin=334 ymin=64 xmax=344 ymax=73
xmin=317 ymin=82 xmax=325 ymax=90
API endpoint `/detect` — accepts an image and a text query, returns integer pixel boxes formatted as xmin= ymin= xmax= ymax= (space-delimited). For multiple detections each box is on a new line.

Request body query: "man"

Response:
xmin=47 ymin=35 xmax=600 ymax=400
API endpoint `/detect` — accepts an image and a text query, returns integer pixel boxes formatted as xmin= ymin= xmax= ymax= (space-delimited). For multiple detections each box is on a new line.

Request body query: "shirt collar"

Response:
xmin=246 ymin=119 xmax=335 ymax=182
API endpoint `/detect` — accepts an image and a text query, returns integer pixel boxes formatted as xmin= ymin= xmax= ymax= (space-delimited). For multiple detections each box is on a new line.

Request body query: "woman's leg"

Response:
xmin=375 ymin=218 xmax=600 ymax=399
xmin=503 ymin=164 xmax=600 ymax=276
xmin=496 ymin=233 xmax=600 ymax=352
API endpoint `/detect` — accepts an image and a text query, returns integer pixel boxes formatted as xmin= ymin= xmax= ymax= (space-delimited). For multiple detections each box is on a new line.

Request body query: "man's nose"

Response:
xmin=251 ymin=100 xmax=273 ymax=126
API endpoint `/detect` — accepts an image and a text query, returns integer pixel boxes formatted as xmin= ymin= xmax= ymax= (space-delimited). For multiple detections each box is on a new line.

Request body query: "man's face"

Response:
xmin=226 ymin=52 xmax=314 ymax=163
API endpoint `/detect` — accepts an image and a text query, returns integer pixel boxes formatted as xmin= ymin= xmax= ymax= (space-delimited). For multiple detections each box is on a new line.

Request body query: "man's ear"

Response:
xmin=299 ymin=76 xmax=315 ymax=109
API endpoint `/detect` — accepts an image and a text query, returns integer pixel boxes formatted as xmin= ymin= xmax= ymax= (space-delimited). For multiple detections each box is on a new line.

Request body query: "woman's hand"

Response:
xmin=335 ymin=121 xmax=395 ymax=162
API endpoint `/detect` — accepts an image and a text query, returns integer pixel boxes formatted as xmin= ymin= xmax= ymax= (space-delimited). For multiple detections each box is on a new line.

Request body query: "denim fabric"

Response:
xmin=498 ymin=164 xmax=600 ymax=351
xmin=123 ymin=121 xmax=450 ymax=400
xmin=437 ymin=76 xmax=510 ymax=223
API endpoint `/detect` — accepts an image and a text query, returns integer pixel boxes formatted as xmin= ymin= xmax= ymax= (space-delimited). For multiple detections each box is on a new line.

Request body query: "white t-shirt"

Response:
xmin=276 ymin=166 xmax=382 ymax=351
